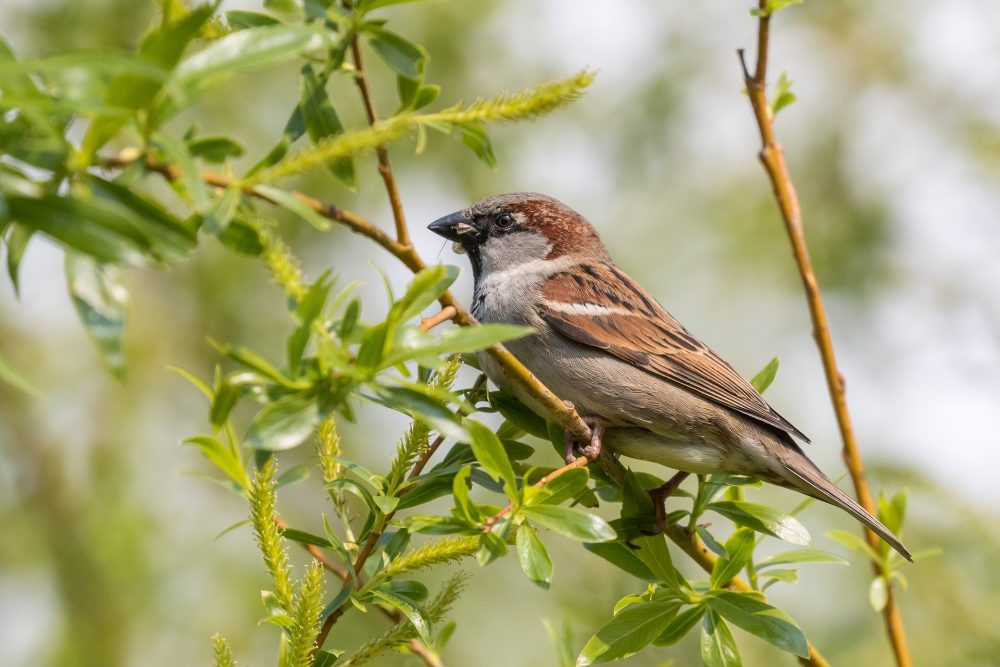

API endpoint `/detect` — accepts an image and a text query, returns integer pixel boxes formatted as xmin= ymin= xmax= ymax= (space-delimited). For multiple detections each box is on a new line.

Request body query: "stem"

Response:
xmin=349 ymin=36 xmax=411 ymax=247
xmin=739 ymin=4 xmax=910 ymax=666
xmin=481 ymin=454 xmax=591 ymax=531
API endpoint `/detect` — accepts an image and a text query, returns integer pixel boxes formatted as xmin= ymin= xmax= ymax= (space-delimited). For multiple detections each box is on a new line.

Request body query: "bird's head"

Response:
xmin=427 ymin=193 xmax=609 ymax=278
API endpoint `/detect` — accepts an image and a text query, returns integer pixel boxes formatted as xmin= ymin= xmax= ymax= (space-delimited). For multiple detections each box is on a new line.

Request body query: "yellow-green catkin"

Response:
xmin=211 ymin=633 xmax=236 ymax=667
xmin=251 ymin=70 xmax=595 ymax=186
xmin=284 ymin=561 xmax=326 ymax=667
xmin=315 ymin=417 xmax=342 ymax=484
xmin=380 ymin=536 xmax=479 ymax=579
xmin=249 ymin=458 xmax=293 ymax=609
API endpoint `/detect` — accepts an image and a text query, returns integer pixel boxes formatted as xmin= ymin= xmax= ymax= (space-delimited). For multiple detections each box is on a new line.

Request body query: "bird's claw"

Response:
xmin=563 ymin=408 xmax=606 ymax=465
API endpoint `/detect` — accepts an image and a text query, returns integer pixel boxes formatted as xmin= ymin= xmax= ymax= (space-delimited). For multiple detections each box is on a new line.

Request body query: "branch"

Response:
xmin=350 ymin=35 xmax=411 ymax=247
xmin=419 ymin=306 xmax=457 ymax=332
xmin=739 ymin=4 xmax=910 ymax=666
xmin=481 ymin=453 xmax=592 ymax=531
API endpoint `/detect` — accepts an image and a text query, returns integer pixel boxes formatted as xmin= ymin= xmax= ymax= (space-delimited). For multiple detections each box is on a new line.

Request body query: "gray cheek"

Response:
xmin=479 ymin=231 xmax=551 ymax=274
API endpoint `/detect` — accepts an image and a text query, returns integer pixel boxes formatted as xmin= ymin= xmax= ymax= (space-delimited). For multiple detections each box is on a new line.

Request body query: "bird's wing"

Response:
xmin=539 ymin=262 xmax=809 ymax=442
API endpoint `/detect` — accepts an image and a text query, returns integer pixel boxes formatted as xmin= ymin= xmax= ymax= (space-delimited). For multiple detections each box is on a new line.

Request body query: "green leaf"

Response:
xmin=184 ymin=435 xmax=247 ymax=489
xmin=298 ymin=64 xmax=354 ymax=187
xmin=489 ymin=391 xmax=548 ymax=439
xmin=248 ymin=105 xmax=306 ymax=175
xmin=4 ymin=222 xmax=32 ymax=296
xmin=477 ymin=530 xmax=507 ymax=566
xmin=368 ymin=589 xmax=433 ymax=645
xmin=869 ymin=576 xmax=889 ymax=612
xmin=877 ymin=488 xmax=907 ymax=537
xmin=188 ymin=135 xmax=245 ymax=163
xmin=632 ymin=535 xmax=677 ymax=588
xmin=770 ymin=72 xmax=797 ymax=117
xmin=701 ymin=611 xmax=741 ymax=667
xmin=84 ymin=175 xmax=196 ymax=261
xmin=577 ymin=600 xmax=680 ymax=665
xmin=66 ymin=254 xmax=127 ymax=377
xmin=516 ymin=523 xmax=553 ymax=589
xmin=525 ymin=467 xmax=588 ymax=507
xmin=276 ymin=463 xmax=310 ymax=488
xmin=203 ymin=186 xmax=241 ymax=234
xmin=365 ymin=26 xmax=426 ymax=80
xmin=583 ymin=542 xmax=656 ymax=581
xmin=653 ymin=605 xmax=706 ymax=646
xmin=451 ymin=465 xmax=479 ymax=525
xmin=172 ymin=25 xmax=325 ymax=92
xmin=394 ymin=265 xmax=459 ymax=323
xmin=708 ymin=500 xmax=810 ymax=545
xmin=153 ymin=132 xmax=211 ymax=213
xmin=466 ymin=419 xmax=517 ymax=496
xmin=371 ymin=385 xmax=468 ymax=442
xmin=0 ymin=346 xmax=40 ymax=396
xmin=749 ymin=356 xmax=779 ymax=393
xmin=287 ymin=272 xmax=332 ymax=373
xmin=756 ymin=549 xmax=849 ymax=569
xmin=458 ymin=121 xmax=497 ymax=168
xmin=254 ymin=184 xmax=332 ymax=231
xmin=523 ymin=505 xmax=615 ymax=543
xmin=380 ymin=323 xmax=532 ymax=369
xmin=245 ymin=392 xmax=320 ymax=450
xmin=217 ymin=218 xmax=265 ymax=256
xmin=706 ymin=591 xmax=808 ymax=658
xmin=825 ymin=529 xmax=881 ymax=562
xmin=751 ymin=0 xmax=803 ymax=18
xmin=225 ymin=10 xmax=282 ymax=29
xmin=361 ymin=0 xmax=434 ymax=10
xmin=711 ymin=528 xmax=755 ymax=589
xmin=8 ymin=196 xmax=148 ymax=265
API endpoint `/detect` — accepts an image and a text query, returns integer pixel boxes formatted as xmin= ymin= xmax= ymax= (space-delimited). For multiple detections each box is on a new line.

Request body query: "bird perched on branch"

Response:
xmin=429 ymin=192 xmax=910 ymax=560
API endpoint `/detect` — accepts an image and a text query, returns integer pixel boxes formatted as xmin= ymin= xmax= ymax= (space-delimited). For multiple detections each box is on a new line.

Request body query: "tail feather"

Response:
xmin=775 ymin=440 xmax=912 ymax=562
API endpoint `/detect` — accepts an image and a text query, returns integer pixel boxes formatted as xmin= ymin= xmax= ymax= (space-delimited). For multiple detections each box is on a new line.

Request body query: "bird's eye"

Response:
xmin=496 ymin=212 xmax=515 ymax=229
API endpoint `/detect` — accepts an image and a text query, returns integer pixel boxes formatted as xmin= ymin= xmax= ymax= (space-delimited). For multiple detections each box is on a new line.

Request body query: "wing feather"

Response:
xmin=540 ymin=263 xmax=809 ymax=442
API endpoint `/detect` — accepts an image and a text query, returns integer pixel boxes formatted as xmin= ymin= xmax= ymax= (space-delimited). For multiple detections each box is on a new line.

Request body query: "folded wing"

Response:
xmin=539 ymin=262 xmax=809 ymax=442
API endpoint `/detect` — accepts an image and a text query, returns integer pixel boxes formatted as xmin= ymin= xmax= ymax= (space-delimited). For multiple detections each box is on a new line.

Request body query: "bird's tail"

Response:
xmin=776 ymin=438 xmax=912 ymax=562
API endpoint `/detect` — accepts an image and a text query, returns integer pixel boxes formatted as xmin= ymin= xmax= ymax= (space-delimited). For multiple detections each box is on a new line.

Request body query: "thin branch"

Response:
xmin=350 ymin=36 xmax=410 ymax=247
xmin=482 ymin=453 xmax=592 ymax=531
xmin=739 ymin=4 xmax=910 ymax=667
xmin=419 ymin=306 xmax=457 ymax=332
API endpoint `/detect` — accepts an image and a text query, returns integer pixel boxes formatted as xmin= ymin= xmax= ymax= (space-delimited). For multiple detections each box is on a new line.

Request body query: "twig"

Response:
xmin=481 ymin=453 xmax=592 ymax=531
xmin=350 ymin=35 xmax=410 ymax=247
xmin=739 ymin=4 xmax=910 ymax=666
xmin=419 ymin=306 xmax=457 ymax=331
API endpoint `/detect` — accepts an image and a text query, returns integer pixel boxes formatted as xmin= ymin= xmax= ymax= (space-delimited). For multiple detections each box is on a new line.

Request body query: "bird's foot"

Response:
xmin=562 ymin=403 xmax=606 ymax=465
xmin=647 ymin=471 xmax=691 ymax=534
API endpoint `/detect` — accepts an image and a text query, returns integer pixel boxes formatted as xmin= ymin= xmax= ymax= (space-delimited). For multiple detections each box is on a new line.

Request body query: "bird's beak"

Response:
xmin=427 ymin=210 xmax=478 ymax=243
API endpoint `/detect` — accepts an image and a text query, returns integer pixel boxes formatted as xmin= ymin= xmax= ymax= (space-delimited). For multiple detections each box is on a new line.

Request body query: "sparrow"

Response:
xmin=428 ymin=192 xmax=910 ymax=560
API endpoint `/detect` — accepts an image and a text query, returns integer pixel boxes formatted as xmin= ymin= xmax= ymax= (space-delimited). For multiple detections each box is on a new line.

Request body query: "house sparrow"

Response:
xmin=429 ymin=192 xmax=910 ymax=560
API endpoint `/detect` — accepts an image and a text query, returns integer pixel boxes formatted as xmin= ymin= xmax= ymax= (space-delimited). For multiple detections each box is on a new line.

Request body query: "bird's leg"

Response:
xmin=562 ymin=402 xmax=606 ymax=465
xmin=649 ymin=471 xmax=690 ymax=533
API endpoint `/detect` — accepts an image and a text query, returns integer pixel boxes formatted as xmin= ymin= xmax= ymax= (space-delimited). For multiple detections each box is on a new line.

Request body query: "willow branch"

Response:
xmin=419 ymin=307 xmax=457 ymax=332
xmin=350 ymin=35 xmax=410 ymax=247
xmin=481 ymin=453 xmax=592 ymax=531
xmin=739 ymin=4 xmax=910 ymax=667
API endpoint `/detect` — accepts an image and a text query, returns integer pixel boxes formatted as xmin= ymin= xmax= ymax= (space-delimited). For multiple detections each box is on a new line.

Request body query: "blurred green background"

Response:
xmin=2 ymin=0 xmax=999 ymax=665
